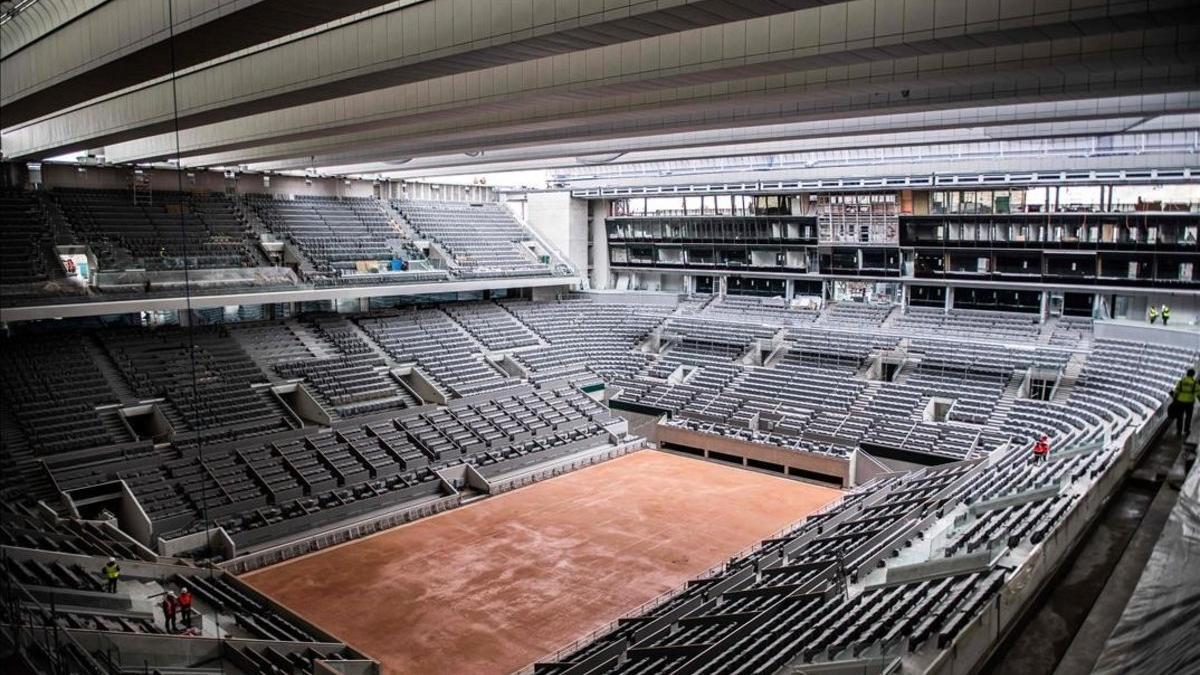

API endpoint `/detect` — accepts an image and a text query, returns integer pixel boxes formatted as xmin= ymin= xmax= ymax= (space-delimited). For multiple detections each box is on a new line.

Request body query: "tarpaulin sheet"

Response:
xmin=1093 ymin=452 xmax=1200 ymax=674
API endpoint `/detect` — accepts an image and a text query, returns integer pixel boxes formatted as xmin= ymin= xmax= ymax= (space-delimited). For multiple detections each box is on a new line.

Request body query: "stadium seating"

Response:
xmin=247 ymin=194 xmax=426 ymax=285
xmin=894 ymin=307 xmax=1042 ymax=341
xmin=394 ymin=199 xmax=563 ymax=278
xmin=0 ymin=190 xmax=56 ymax=286
xmin=54 ymin=188 xmax=260 ymax=271
xmin=0 ymin=292 xmax=1195 ymax=675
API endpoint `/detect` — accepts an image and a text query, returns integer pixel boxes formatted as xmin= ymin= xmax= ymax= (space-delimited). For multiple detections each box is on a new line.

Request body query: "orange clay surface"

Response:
xmin=242 ymin=450 xmax=842 ymax=675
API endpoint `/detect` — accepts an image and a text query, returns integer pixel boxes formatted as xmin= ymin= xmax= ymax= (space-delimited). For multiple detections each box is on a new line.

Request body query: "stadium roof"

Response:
xmin=3 ymin=0 xmax=1197 ymax=181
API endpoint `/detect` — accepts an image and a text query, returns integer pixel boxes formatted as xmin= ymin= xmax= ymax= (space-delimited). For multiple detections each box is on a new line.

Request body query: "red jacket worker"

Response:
xmin=1032 ymin=434 xmax=1050 ymax=464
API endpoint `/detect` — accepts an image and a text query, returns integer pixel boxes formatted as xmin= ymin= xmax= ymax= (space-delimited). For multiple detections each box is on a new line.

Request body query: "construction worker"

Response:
xmin=1032 ymin=434 xmax=1050 ymax=464
xmin=101 ymin=557 xmax=121 ymax=593
xmin=1171 ymin=368 xmax=1197 ymax=436
xmin=1148 ymin=305 xmax=1158 ymax=324
xmin=179 ymin=587 xmax=194 ymax=628
xmin=1161 ymin=304 xmax=1171 ymax=326
xmin=162 ymin=591 xmax=178 ymax=633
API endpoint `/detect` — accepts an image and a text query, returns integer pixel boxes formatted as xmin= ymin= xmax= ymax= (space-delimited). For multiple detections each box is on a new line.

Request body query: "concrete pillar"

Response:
xmin=785 ymin=278 xmax=795 ymax=301
xmin=718 ymin=276 xmax=728 ymax=297
xmin=945 ymin=286 xmax=954 ymax=312
xmin=1039 ymin=291 xmax=1049 ymax=322
xmin=590 ymin=200 xmax=611 ymax=290
xmin=525 ymin=191 xmax=589 ymax=278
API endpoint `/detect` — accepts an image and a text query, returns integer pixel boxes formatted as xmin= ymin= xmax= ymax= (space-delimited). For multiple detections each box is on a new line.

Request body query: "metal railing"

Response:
xmin=0 ymin=557 xmax=117 ymax=675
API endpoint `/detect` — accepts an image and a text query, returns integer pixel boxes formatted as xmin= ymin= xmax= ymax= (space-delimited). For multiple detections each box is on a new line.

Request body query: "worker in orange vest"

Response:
xmin=178 ymin=587 xmax=194 ymax=628
xmin=1032 ymin=434 xmax=1050 ymax=464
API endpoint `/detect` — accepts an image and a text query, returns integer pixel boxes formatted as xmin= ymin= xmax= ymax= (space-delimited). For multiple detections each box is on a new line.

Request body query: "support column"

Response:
xmin=785 ymin=278 xmax=795 ymax=301
xmin=1039 ymin=291 xmax=1049 ymax=322
xmin=944 ymin=286 xmax=954 ymax=312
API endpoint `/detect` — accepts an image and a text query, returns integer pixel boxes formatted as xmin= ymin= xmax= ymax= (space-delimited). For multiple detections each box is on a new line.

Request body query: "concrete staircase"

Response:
xmin=848 ymin=380 xmax=884 ymax=417
xmin=892 ymin=355 xmax=922 ymax=384
xmin=879 ymin=306 xmax=904 ymax=329
xmin=1052 ymin=354 xmax=1087 ymax=402
xmin=97 ymin=407 xmax=135 ymax=444
xmin=84 ymin=338 xmax=140 ymax=405
xmin=989 ymin=370 xmax=1027 ymax=428
xmin=288 ymin=321 xmax=338 ymax=360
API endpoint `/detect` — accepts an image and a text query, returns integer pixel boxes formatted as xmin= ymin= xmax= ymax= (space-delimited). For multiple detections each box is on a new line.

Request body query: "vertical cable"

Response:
xmin=164 ymin=0 xmax=218 ymax=631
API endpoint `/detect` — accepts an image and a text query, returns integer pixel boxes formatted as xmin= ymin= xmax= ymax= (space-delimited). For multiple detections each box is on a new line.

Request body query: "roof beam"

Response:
xmin=1 ymin=0 xmax=396 ymax=126
xmin=1 ymin=0 xmax=833 ymax=156
xmin=241 ymin=101 xmax=1200 ymax=176
xmin=77 ymin=2 xmax=1199 ymax=170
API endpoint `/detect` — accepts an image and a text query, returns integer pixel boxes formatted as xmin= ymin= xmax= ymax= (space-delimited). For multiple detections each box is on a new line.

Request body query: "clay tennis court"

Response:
xmin=242 ymin=450 xmax=842 ymax=674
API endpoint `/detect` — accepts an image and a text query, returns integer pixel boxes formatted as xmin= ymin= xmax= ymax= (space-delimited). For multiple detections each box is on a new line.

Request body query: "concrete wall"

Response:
xmin=657 ymin=424 xmax=850 ymax=487
xmin=526 ymin=191 xmax=589 ymax=274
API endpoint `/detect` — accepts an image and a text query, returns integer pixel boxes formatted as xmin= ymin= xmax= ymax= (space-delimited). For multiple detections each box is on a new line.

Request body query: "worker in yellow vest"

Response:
xmin=1148 ymin=306 xmax=1158 ymax=324
xmin=101 ymin=557 xmax=121 ymax=593
xmin=1161 ymin=304 xmax=1171 ymax=326
xmin=1172 ymin=368 xmax=1196 ymax=436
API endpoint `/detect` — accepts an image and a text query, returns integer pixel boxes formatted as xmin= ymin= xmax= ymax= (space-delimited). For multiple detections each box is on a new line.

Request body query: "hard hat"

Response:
xmin=1040 ymin=434 xmax=1048 ymax=441
xmin=108 ymin=557 xmax=116 ymax=563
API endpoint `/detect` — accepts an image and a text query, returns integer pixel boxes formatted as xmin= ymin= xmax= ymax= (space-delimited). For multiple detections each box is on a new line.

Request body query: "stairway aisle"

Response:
xmin=84 ymin=338 xmax=140 ymax=405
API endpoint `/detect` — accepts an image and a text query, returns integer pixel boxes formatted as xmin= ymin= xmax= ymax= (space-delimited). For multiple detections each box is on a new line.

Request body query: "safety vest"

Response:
xmin=104 ymin=563 xmax=120 ymax=580
xmin=1149 ymin=307 xmax=1158 ymax=317
xmin=1162 ymin=306 xmax=1171 ymax=319
xmin=1176 ymin=376 xmax=1197 ymax=404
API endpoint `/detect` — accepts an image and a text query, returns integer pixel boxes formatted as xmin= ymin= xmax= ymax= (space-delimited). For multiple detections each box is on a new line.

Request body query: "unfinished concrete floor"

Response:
xmin=243 ymin=450 xmax=841 ymax=675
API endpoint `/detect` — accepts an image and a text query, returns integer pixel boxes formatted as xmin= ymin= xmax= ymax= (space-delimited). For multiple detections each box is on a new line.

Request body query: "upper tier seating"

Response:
xmin=394 ymin=200 xmax=558 ymax=278
xmin=1049 ymin=316 xmax=1094 ymax=346
xmin=818 ymin=302 xmax=896 ymax=328
xmin=0 ymin=190 xmax=56 ymax=286
xmin=247 ymin=195 xmax=445 ymax=285
xmin=895 ymin=307 xmax=1042 ymax=340
xmin=54 ymin=189 xmax=258 ymax=271
xmin=699 ymin=295 xmax=820 ymax=326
